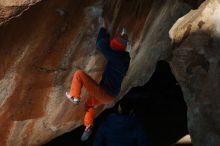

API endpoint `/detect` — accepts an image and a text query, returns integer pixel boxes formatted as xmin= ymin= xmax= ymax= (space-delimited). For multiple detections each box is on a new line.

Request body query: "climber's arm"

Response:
xmin=96 ymin=27 xmax=120 ymax=61
xmin=96 ymin=40 xmax=120 ymax=62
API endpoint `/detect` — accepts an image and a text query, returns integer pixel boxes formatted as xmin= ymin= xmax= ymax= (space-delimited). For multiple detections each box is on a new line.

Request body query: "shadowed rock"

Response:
xmin=1 ymin=0 xmax=220 ymax=146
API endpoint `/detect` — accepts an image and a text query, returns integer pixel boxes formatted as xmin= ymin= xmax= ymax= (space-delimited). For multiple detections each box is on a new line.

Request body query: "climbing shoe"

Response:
xmin=65 ymin=92 xmax=80 ymax=105
xmin=81 ymin=125 xmax=93 ymax=141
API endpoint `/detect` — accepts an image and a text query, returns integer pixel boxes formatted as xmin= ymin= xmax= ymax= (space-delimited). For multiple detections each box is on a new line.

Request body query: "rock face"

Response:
xmin=0 ymin=0 xmax=219 ymax=146
xmin=0 ymin=0 xmax=41 ymax=24
xmin=169 ymin=0 xmax=220 ymax=145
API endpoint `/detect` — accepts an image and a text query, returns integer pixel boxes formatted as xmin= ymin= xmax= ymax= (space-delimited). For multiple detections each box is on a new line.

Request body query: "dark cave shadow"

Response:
xmin=121 ymin=60 xmax=189 ymax=146
xmin=44 ymin=60 xmax=189 ymax=146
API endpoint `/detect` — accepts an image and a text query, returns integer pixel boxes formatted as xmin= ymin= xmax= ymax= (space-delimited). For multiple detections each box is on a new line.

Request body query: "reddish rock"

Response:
xmin=1 ymin=0 xmax=219 ymax=146
xmin=0 ymin=0 xmax=42 ymax=24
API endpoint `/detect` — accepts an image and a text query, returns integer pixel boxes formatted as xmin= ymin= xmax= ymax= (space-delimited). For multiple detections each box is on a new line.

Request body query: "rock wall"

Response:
xmin=169 ymin=0 xmax=220 ymax=145
xmin=0 ymin=0 xmax=219 ymax=146
xmin=0 ymin=0 xmax=41 ymax=24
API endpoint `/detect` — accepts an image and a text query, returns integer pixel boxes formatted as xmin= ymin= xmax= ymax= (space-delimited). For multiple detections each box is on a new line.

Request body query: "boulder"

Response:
xmin=1 ymin=0 xmax=219 ymax=145
xmin=169 ymin=0 xmax=220 ymax=145
xmin=0 ymin=0 xmax=41 ymax=24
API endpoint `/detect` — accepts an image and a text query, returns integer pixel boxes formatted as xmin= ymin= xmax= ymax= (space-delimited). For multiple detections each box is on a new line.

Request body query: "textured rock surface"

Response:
xmin=169 ymin=0 xmax=220 ymax=145
xmin=0 ymin=0 xmax=41 ymax=24
xmin=0 ymin=0 xmax=219 ymax=146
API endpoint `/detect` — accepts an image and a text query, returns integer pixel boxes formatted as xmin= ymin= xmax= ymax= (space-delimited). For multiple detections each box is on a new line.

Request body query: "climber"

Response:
xmin=93 ymin=98 xmax=150 ymax=146
xmin=65 ymin=18 xmax=131 ymax=141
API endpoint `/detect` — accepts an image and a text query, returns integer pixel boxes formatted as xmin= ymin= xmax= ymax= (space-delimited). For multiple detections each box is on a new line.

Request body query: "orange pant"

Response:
xmin=70 ymin=70 xmax=114 ymax=127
